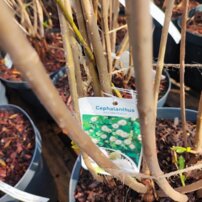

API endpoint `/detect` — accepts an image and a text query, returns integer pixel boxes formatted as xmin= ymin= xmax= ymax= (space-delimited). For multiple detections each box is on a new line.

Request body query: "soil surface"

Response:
xmin=0 ymin=32 xmax=65 ymax=81
xmin=187 ymin=11 xmax=202 ymax=35
xmin=0 ymin=110 xmax=35 ymax=197
xmin=55 ymin=73 xmax=71 ymax=106
xmin=116 ymin=15 xmax=127 ymax=46
xmin=112 ymin=72 xmax=169 ymax=99
xmin=74 ymin=119 xmax=201 ymax=202
xmin=54 ymin=69 xmax=169 ymax=106
xmin=154 ymin=0 xmax=199 ymax=19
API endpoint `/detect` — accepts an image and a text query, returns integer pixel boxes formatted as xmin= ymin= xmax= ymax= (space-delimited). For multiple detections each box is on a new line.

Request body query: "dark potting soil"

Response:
xmin=0 ymin=32 xmax=65 ymax=81
xmin=54 ymin=68 xmax=93 ymax=106
xmin=55 ymin=70 xmax=168 ymax=106
xmin=74 ymin=120 xmax=201 ymax=202
xmin=187 ymin=11 xmax=202 ymax=35
xmin=154 ymin=0 xmax=199 ymax=19
xmin=112 ymin=72 xmax=169 ymax=99
xmin=0 ymin=110 xmax=35 ymax=197
xmin=55 ymin=74 xmax=70 ymax=106
xmin=116 ymin=15 xmax=127 ymax=46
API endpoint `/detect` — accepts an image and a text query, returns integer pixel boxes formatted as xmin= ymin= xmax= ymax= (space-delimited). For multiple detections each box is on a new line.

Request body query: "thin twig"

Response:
xmin=113 ymin=32 xmax=129 ymax=68
xmin=74 ymin=0 xmax=101 ymax=96
xmin=108 ymin=24 xmax=127 ymax=34
xmin=180 ymin=0 xmax=189 ymax=146
xmin=55 ymin=0 xmax=95 ymax=62
xmin=153 ymin=0 xmax=175 ymax=108
xmin=153 ymin=63 xmax=202 ymax=68
xmin=101 ymin=0 xmax=112 ymax=74
xmin=111 ymin=0 xmax=119 ymax=52
xmin=81 ymin=0 xmax=112 ymax=94
xmin=92 ymin=0 xmax=99 ymax=22
xmin=195 ymin=93 xmax=202 ymax=151
xmin=57 ymin=0 xmax=79 ymax=116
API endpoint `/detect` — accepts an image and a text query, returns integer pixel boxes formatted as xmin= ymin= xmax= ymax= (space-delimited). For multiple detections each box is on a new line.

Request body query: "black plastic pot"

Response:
xmin=16 ymin=87 xmax=52 ymax=120
xmin=0 ymin=81 xmax=8 ymax=105
xmin=158 ymin=70 xmax=171 ymax=107
xmin=153 ymin=19 xmax=180 ymax=64
xmin=177 ymin=6 xmax=202 ymax=92
xmin=3 ymin=69 xmax=63 ymax=120
xmin=0 ymin=65 xmax=59 ymax=90
xmin=69 ymin=107 xmax=197 ymax=202
xmin=0 ymin=104 xmax=57 ymax=202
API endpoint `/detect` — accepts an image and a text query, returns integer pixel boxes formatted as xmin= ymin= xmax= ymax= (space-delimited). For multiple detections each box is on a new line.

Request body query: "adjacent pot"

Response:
xmin=157 ymin=70 xmax=171 ymax=107
xmin=0 ymin=104 xmax=57 ymax=202
xmin=153 ymin=19 xmax=180 ymax=64
xmin=0 ymin=81 xmax=8 ymax=105
xmin=177 ymin=6 xmax=202 ymax=92
xmin=53 ymin=67 xmax=171 ymax=107
xmin=69 ymin=107 xmax=197 ymax=202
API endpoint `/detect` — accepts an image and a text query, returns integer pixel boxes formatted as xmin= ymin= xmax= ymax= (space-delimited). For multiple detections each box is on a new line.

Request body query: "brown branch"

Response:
xmin=57 ymin=0 xmax=79 ymax=116
xmin=92 ymin=0 xmax=99 ymax=22
xmin=126 ymin=0 xmax=188 ymax=201
xmin=153 ymin=0 xmax=174 ymax=108
xmin=101 ymin=0 xmax=112 ymax=75
xmin=0 ymin=0 xmax=146 ymax=193
xmin=153 ymin=63 xmax=202 ymax=68
xmin=195 ymin=93 xmax=202 ymax=151
xmin=74 ymin=0 xmax=101 ymax=96
xmin=111 ymin=0 xmax=119 ymax=52
xmin=180 ymin=0 xmax=189 ymax=146
xmin=113 ymin=32 xmax=129 ymax=68
xmin=81 ymin=0 xmax=112 ymax=94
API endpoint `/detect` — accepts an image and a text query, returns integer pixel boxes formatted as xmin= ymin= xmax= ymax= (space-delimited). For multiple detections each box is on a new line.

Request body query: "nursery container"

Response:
xmin=0 ymin=81 xmax=8 ymax=104
xmin=0 ymin=104 xmax=57 ymax=202
xmin=177 ymin=6 xmax=202 ymax=92
xmin=158 ymin=70 xmax=171 ymax=107
xmin=153 ymin=19 xmax=180 ymax=64
xmin=69 ymin=107 xmax=197 ymax=202
xmin=0 ymin=68 xmax=62 ymax=120
xmin=53 ymin=67 xmax=171 ymax=107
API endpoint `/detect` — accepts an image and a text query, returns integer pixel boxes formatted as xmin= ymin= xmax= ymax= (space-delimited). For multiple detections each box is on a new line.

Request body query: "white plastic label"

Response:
xmin=79 ymin=97 xmax=142 ymax=174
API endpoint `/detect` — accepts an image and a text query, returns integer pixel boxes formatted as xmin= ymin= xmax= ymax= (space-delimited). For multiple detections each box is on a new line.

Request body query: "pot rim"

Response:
xmin=0 ymin=104 xmax=41 ymax=201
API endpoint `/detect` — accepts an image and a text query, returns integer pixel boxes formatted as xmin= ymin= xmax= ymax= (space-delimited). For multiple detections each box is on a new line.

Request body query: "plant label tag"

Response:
xmin=79 ymin=97 xmax=142 ymax=174
xmin=4 ymin=54 xmax=13 ymax=69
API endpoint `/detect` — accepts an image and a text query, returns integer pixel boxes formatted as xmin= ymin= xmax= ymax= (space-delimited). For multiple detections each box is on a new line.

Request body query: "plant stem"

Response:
xmin=74 ymin=0 xmax=101 ymax=96
xmin=81 ymin=0 xmax=112 ymax=94
xmin=92 ymin=0 xmax=99 ymax=22
xmin=55 ymin=0 xmax=95 ymax=62
xmin=195 ymin=93 xmax=202 ymax=151
xmin=33 ymin=0 xmax=38 ymax=36
xmin=0 ymin=0 xmax=147 ymax=193
xmin=126 ymin=0 xmax=188 ymax=201
xmin=57 ymin=0 xmax=79 ymax=117
xmin=74 ymin=0 xmax=90 ymax=45
xmin=35 ymin=0 xmax=44 ymax=37
xmin=153 ymin=0 xmax=174 ymax=108
xmin=180 ymin=0 xmax=189 ymax=147
xmin=111 ymin=0 xmax=119 ymax=52
xmin=16 ymin=0 xmax=35 ymax=36
xmin=101 ymin=0 xmax=112 ymax=75
xmin=73 ymin=46 xmax=85 ymax=97
xmin=113 ymin=32 xmax=129 ymax=68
